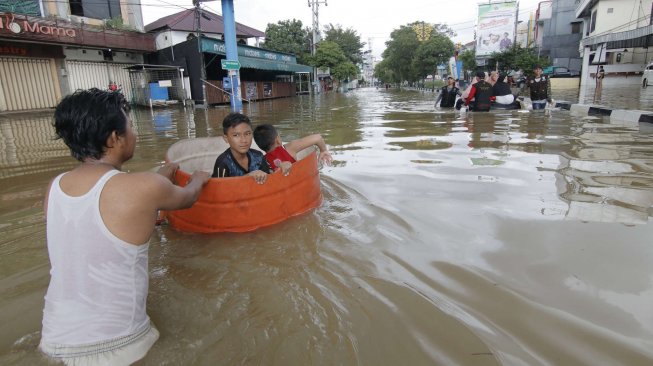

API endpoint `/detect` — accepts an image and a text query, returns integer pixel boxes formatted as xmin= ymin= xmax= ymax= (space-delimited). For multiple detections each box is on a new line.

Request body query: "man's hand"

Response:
xmin=189 ymin=170 xmax=210 ymax=187
xmin=157 ymin=163 xmax=179 ymax=183
xmin=278 ymin=161 xmax=293 ymax=176
xmin=247 ymin=170 xmax=268 ymax=185
xmin=319 ymin=151 xmax=333 ymax=166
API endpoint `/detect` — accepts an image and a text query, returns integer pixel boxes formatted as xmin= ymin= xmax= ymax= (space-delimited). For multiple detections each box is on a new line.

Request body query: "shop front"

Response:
xmin=0 ymin=41 xmax=62 ymax=111
xmin=0 ymin=12 xmax=155 ymax=112
xmin=148 ymin=36 xmax=312 ymax=105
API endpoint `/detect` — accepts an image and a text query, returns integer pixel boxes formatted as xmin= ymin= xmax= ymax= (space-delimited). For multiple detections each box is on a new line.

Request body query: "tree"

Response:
xmin=332 ymin=62 xmax=359 ymax=82
xmin=412 ymin=32 xmax=455 ymax=81
xmin=487 ymin=44 xmax=549 ymax=74
xmin=374 ymin=60 xmax=394 ymax=84
xmin=458 ymin=49 xmax=477 ymax=76
xmin=323 ymin=24 xmax=365 ymax=65
xmin=382 ymin=21 xmax=456 ymax=85
xmin=310 ymin=41 xmax=359 ymax=86
xmin=262 ymin=19 xmax=311 ymax=64
xmin=382 ymin=24 xmax=421 ymax=83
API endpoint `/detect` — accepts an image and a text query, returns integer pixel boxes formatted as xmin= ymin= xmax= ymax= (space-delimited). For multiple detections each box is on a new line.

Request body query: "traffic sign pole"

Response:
xmin=221 ymin=0 xmax=242 ymax=112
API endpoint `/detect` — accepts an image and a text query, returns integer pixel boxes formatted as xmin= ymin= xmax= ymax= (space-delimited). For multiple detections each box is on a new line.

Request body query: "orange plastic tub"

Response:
xmin=163 ymin=137 xmax=322 ymax=233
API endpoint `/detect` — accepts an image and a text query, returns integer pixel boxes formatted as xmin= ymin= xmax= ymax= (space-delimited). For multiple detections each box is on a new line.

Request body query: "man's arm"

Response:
xmin=546 ymin=77 xmax=552 ymax=103
xmin=285 ymin=134 xmax=332 ymax=165
xmin=101 ymin=170 xmax=210 ymax=245
xmin=148 ymin=170 xmax=210 ymax=211
xmin=464 ymin=86 xmax=477 ymax=106
xmin=435 ymin=90 xmax=443 ymax=106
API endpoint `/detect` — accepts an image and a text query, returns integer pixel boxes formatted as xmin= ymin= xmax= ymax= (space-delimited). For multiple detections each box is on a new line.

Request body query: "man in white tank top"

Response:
xmin=40 ymin=88 xmax=210 ymax=365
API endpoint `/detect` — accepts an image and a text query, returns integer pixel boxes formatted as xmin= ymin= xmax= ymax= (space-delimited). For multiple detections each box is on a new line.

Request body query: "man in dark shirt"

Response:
xmin=212 ymin=113 xmax=271 ymax=184
xmin=464 ymin=71 xmax=495 ymax=111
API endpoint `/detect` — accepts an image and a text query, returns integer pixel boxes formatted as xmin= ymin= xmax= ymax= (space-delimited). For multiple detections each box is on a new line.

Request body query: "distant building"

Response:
xmin=576 ymin=0 xmax=653 ymax=85
xmin=515 ymin=14 xmax=535 ymax=48
xmin=536 ymin=0 xmax=583 ymax=71
xmin=145 ymin=9 xmax=265 ymax=50
xmin=145 ymin=10 xmax=311 ymax=105
xmin=0 ymin=0 xmax=155 ymax=111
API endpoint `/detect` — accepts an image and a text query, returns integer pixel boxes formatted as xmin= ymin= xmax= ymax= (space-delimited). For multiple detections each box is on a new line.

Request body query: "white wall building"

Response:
xmin=576 ymin=0 xmax=653 ymax=85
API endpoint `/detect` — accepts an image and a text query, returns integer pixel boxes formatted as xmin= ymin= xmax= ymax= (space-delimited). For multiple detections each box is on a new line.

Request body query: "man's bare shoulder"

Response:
xmin=111 ymin=171 xmax=170 ymax=192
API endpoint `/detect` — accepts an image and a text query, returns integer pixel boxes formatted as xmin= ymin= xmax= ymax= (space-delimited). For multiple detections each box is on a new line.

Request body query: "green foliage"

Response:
xmin=382 ymin=21 xmax=456 ymax=83
xmin=382 ymin=24 xmax=420 ymax=82
xmin=374 ymin=60 xmax=394 ymax=84
xmin=487 ymin=45 xmax=550 ymax=74
xmin=425 ymin=80 xmax=446 ymax=89
xmin=262 ymin=19 xmax=312 ymax=64
xmin=104 ymin=17 xmax=136 ymax=31
xmin=413 ymin=33 xmax=455 ymax=79
xmin=323 ymin=24 xmax=365 ymax=65
xmin=105 ymin=17 xmax=123 ymax=29
xmin=332 ymin=62 xmax=359 ymax=82
xmin=310 ymin=41 xmax=359 ymax=82
xmin=458 ymin=50 xmax=477 ymax=74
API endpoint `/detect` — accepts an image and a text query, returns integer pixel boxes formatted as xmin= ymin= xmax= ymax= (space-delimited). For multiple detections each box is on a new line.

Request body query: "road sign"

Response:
xmin=221 ymin=59 xmax=241 ymax=70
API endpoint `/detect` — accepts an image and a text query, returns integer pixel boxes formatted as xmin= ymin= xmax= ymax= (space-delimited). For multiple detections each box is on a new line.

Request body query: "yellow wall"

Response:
xmin=551 ymin=78 xmax=580 ymax=89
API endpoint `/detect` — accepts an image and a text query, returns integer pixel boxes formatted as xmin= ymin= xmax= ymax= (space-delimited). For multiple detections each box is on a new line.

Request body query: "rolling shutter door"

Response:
xmin=66 ymin=61 xmax=134 ymax=100
xmin=0 ymin=57 xmax=60 ymax=112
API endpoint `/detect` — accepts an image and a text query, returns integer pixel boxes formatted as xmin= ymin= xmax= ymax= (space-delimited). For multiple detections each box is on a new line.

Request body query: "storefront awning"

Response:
xmin=200 ymin=37 xmax=311 ymax=73
xmin=581 ymin=24 xmax=653 ymax=49
xmin=238 ymin=56 xmax=312 ymax=73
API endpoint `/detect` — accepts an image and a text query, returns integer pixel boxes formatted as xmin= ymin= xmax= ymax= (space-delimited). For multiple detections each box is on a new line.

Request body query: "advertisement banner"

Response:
xmin=448 ymin=57 xmax=458 ymax=80
xmin=476 ymin=2 xmax=517 ymax=57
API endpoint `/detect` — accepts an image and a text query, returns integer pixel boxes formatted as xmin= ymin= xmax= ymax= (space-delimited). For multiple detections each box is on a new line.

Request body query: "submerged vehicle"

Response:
xmin=162 ymin=137 xmax=323 ymax=233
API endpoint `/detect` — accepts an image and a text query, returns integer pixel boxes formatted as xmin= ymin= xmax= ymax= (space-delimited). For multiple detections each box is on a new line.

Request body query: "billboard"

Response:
xmin=476 ymin=2 xmax=517 ymax=57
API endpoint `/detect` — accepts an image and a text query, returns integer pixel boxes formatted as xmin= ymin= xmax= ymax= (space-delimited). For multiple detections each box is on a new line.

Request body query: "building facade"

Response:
xmin=0 ymin=0 xmax=155 ymax=112
xmin=576 ymin=0 xmax=653 ymax=85
xmin=537 ymin=0 xmax=583 ymax=71
xmin=145 ymin=10 xmax=311 ymax=106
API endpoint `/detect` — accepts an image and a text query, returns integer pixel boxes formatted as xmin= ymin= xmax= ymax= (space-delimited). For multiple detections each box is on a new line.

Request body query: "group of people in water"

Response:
xmin=435 ymin=64 xmax=552 ymax=112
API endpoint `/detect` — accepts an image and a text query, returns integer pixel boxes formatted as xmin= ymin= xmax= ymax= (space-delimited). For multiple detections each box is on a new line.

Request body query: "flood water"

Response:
xmin=1 ymin=88 xmax=653 ymax=365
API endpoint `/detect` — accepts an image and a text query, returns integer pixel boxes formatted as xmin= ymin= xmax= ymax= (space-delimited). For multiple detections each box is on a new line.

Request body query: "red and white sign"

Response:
xmin=0 ymin=13 xmax=76 ymax=38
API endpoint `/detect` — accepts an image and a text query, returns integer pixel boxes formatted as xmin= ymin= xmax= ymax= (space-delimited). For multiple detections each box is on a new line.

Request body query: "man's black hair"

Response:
xmin=222 ymin=112 xmax=251 ymax=134
xmin=53 ymin=88 xmax=129 ymax=162
xmin=476 ymin=71 xmax=486 ymax=79
xmin=253 ymin=124 xmax=278 ymax=152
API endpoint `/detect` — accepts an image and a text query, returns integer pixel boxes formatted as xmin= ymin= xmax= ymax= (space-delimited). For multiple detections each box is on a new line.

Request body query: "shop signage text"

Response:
xmin=0 ymin=13 xmax=76 ymax=38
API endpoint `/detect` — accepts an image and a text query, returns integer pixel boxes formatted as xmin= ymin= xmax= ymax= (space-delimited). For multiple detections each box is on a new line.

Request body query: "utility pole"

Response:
xmin=193 ymin=0 xmax=207 ymax=107
xmin=368 ymin=37 xmax=373 ymax=86
xmin=308 ymin=0 xmax=327 ymax=94
xmin=221 ymin=0 xmax=243 ymax=111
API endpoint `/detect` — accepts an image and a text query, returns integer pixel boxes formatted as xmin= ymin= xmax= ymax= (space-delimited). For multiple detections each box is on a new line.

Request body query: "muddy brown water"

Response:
xmin=1 ymin=88 xmax=653 ymax=365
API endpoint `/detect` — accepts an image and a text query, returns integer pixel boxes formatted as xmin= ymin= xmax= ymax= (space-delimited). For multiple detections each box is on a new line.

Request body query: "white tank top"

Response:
xmin=42 ymin=170 xmax=150 ymax=345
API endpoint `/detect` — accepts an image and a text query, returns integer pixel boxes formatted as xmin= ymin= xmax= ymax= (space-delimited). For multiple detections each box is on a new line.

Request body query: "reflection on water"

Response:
xmin=1 ymin=88 xmax=653 ymax=365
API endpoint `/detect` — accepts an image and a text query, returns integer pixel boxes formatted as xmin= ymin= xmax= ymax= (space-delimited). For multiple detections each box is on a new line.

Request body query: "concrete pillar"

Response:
xmin=221 ymin=0 xmax=243 ymax=111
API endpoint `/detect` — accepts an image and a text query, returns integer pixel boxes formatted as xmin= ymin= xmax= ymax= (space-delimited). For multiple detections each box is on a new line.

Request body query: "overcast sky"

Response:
xmin=141 ymin=0 xmax=545 ymax=58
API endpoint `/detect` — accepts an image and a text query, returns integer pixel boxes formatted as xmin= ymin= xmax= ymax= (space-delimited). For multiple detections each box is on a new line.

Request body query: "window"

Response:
xmin=590 ymin=9 xmax=597 ymax=33
xmin=69 ymin=0 xmax=121 ymax=20
xmin=571 ymin=23 xmax=581 ymax=34
xmin=69 ymin=0 xmax=83 ymax=16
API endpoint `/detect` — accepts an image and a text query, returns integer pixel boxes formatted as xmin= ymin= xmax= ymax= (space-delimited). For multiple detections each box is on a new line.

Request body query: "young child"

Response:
xmin=253 ymin=124 xmax=333 ymax=174
xmin=212 ymin=113 xmax=271 ymax=184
